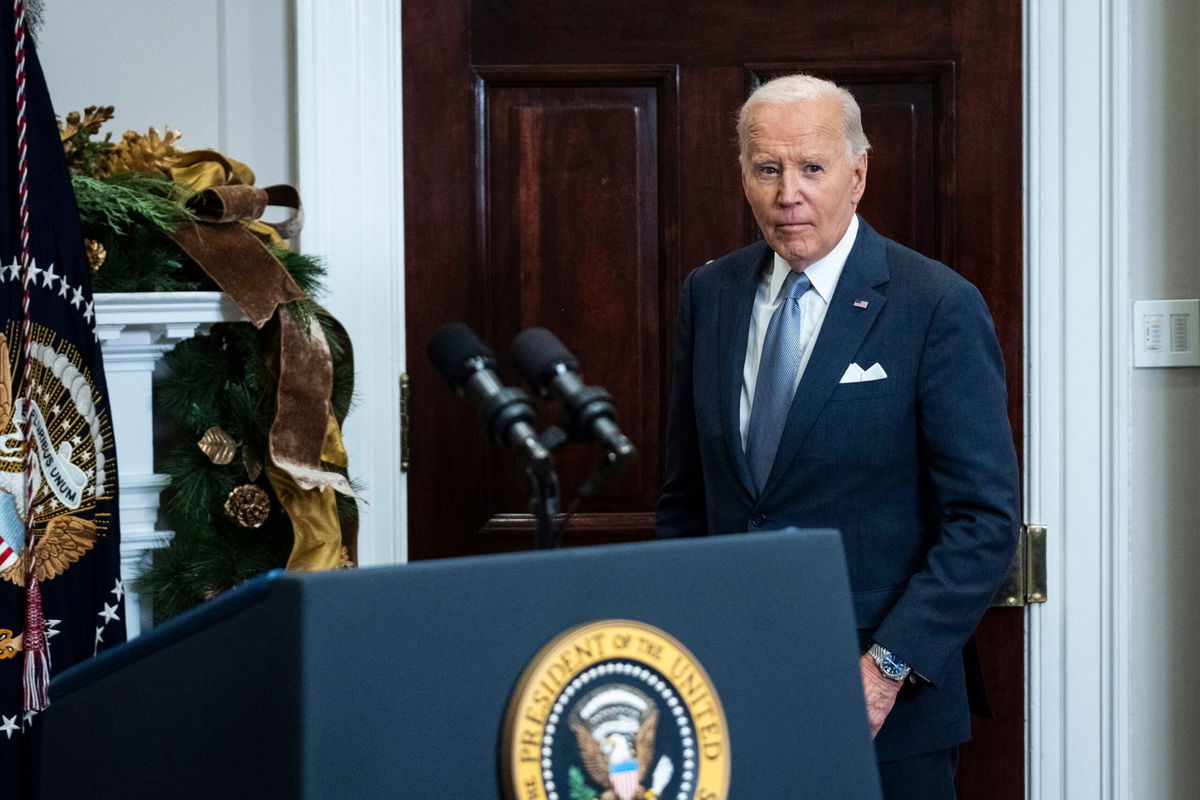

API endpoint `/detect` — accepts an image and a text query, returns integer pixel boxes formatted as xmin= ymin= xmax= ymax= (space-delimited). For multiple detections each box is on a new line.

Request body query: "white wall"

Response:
xmin=1129 ymin=1 xmax=1200 ymax=797
xmin=36 ymin=0 xmax=295 ymax=188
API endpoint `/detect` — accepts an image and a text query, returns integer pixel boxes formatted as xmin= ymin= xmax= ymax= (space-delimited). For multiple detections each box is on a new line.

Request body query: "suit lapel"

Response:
xmin=759 ymin=221 xmax=890 ymax=499
xmin=718 ymin=242 xmax=770 ymax=497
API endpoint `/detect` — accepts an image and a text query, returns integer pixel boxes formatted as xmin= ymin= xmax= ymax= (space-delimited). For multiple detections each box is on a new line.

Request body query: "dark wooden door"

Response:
xmin=403 ymin=2 xmax=1023 ymax=797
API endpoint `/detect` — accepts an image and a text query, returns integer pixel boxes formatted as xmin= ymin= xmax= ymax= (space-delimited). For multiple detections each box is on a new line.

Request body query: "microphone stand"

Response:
xmin=526 ymin=427 xmax=636 ymax=550
xmin=528 ymin=468 xmax=561 ymax=550
xmin=527 ymin=427 xmax=567 ymax=550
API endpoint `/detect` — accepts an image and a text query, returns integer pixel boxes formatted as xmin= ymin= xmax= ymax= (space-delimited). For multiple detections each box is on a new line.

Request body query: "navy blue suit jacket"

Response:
xmin=656 ymin=219 xmax=1020 ymax=761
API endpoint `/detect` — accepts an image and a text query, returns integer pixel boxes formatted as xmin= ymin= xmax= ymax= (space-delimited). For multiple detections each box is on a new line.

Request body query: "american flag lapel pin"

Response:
xmin=853 ymin=299 xmax=870 ymax=309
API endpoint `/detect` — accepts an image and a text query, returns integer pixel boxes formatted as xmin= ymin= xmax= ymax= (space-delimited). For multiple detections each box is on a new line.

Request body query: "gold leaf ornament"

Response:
xmin=198 ymin=426 xmax=238 ymax=465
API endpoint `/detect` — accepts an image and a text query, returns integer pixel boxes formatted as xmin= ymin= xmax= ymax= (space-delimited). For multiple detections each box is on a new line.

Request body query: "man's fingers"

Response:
xmin=859 ymin=653 xmax=901 ymax=739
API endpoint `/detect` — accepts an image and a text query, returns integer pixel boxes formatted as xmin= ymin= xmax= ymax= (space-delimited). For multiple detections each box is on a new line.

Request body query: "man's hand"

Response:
xmin=859 ymin=652 xmax=902 ymax=738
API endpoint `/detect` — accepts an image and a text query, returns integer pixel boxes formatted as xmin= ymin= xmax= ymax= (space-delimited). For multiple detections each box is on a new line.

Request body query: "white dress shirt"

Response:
xmin=740 ymin=214 xmax=860 ymax=449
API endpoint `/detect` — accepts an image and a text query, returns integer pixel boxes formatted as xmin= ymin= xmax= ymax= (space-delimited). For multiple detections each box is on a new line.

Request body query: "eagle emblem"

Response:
xmin=502 ymin=621 xmax=730 ymax=800
xmin=0 ymin=513 xmax=97 ymax=586
xmin=0 ymin=327 xmax=110 ymax=583
xmin=569 ymin=685 xmax=675 ymax=800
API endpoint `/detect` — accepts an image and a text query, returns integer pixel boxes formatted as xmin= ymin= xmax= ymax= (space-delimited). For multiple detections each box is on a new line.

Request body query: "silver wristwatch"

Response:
xmin=868 ymin=643 xmax=912 ymax=682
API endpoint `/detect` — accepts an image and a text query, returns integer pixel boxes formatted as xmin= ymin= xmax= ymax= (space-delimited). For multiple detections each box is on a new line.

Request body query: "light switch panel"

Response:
xmin=1133 ymin=299 xmax=1200 ymax=367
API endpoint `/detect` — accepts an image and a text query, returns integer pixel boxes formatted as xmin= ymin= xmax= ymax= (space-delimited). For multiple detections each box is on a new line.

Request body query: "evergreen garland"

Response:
xmin=73 ymin=172 xmax=193 ymax=236
xmin=136 ymin=254 xmax=358 ymax=623
xmin=141 ymin=329 xmax=293 ymax=621
xmin=75 ymin=173 xmax=204 ymax=293
xmin=58 ymin=108 xmax=358 ymax=622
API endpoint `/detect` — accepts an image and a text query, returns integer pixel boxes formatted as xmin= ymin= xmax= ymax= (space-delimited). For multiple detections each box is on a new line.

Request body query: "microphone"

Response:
xmin=510 ymin=328 xmax=636 ymax=468
xmin=427 ymin=323 xmax=552 ymax=474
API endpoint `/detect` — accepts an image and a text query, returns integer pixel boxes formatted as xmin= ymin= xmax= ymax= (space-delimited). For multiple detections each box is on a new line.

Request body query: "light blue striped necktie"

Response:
xmin=746 ymin=270 xmax=812 ymax=493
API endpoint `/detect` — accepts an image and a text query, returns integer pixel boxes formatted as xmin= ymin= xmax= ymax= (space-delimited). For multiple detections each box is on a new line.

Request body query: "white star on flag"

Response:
xmin=0 ymin=716 xmax=18 ymax=739
xmin=41 ymin=260 xmax=58 ymax=288
xmin=111 ymin=578 xmax=125 ymax=602
xmin=98 ymin=602 xmax=120 ymax=624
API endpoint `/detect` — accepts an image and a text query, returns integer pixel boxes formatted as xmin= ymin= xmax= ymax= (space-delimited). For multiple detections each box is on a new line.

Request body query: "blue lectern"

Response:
xmin=36 ymin=528 xmax=881 ymax=799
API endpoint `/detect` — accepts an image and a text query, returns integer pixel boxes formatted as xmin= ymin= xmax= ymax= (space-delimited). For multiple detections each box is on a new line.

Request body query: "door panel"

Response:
xmin=404 ymin=2 xmax=1023 ymax=796
xmin=475 ymin=70 xmax=673 ymax=549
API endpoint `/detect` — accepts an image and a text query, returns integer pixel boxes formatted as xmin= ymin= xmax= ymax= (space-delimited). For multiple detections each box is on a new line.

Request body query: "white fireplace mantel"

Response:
xmin=95 ymin=292 xmax=246 ymax=637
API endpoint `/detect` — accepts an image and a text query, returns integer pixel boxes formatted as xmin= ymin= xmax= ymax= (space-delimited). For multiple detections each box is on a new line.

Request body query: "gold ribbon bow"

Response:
xmin=169 ymin=149 xmax=304 ymax=244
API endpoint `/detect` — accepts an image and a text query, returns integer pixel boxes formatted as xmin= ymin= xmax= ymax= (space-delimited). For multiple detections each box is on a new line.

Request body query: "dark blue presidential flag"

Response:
xmin=0 ymin=6 xmax=125 ymax=791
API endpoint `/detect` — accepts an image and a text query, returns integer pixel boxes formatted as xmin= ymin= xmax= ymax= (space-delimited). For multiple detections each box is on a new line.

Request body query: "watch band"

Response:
xmin=868 ymin=643 xmax=912 ymax=682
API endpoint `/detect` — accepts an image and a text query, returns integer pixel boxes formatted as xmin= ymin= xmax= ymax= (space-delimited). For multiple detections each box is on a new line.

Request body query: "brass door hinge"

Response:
xmin=992 ymin=524 xmax=1047 ymax=607
xmin=400 ymin=373 xmax=410 ymax=473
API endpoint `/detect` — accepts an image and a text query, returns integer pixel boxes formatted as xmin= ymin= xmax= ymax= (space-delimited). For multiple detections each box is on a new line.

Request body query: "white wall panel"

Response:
xmin=37 ymin=0 xmax=294 ymax=187
xmin=1128 ymin=1 xmax=1200 ymax=798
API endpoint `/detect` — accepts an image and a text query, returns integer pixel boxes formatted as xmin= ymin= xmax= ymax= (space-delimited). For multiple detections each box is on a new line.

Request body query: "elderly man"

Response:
xmin=656 ymin=74 xmax=1020 ymax=798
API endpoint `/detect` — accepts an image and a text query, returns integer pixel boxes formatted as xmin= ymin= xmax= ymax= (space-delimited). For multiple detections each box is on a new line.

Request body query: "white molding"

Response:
xmin=95 ymin=292 xmax=247 ymax=637
xmin=94 ymin=291 xmax=245 ymax=342
xmin=1025 ymin=1 xmax=1131 ymax=798
xmin=295 ymin=0 xmax=407 ymax=566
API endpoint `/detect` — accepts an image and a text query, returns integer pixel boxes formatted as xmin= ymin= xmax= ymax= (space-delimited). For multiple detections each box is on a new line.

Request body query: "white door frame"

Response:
xmin=1025 ymin=0 xmax=1131 ymax=797
xmin=295 ymin=1 xmax=1134 ymax=794
xmin=295 ymin=0 xmax=408 ymax=566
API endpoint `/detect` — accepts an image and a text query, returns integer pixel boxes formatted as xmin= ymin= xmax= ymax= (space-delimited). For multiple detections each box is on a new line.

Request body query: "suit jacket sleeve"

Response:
xmin=872 ymin=278 xmax=1021 ymax=686
xmin=656 ymin=269 xmax=707 ymax=538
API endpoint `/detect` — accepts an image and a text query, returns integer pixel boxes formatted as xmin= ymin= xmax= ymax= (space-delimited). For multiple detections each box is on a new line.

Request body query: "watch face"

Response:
xmin=880 ymin=652 xmax=907 ymax=677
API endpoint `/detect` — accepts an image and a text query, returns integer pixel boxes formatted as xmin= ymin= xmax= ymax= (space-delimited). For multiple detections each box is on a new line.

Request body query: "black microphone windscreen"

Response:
xmin=428 ymin=323 xmax=497 ymax=387
xmin=511 ymin=327 xmax=579 ymax=389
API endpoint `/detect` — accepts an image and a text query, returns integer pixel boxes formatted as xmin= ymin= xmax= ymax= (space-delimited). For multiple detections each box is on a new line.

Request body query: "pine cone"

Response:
xmin=223 ymin=485 xmax=271 ymax=529
xmin=105 ymin=126 xmax=183 ymax=176
xmin=83 ymin=239 xmax=106 ymax=272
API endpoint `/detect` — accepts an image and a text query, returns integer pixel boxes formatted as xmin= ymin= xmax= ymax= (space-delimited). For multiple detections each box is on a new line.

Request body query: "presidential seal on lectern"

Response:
xmin=501 ymin=620 xmax=731 ymax=800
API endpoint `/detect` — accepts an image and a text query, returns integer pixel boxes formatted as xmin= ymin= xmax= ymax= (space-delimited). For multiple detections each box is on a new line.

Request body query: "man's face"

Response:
xmin=741 ymin=97 xmax=868 ymax=271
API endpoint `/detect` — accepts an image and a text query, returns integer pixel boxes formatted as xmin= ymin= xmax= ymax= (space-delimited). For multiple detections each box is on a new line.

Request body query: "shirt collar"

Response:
xmin=767 ymin=214 xmax=860 ymax=303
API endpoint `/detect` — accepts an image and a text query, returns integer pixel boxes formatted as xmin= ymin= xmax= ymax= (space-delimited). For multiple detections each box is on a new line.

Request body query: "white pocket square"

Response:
xmin=839 ymin=362 xmax=888 ymax=383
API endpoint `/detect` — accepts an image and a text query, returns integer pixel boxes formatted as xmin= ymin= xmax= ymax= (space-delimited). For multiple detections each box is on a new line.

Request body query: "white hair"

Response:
xmin=737 ymin=74 xmax=871 ymax=165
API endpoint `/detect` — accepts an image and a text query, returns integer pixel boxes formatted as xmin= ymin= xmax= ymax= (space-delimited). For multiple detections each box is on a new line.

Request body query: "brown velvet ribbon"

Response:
xmin=170 ymin=149 xmax=304 ymax=244
xmin=265 ymin=308 xmax=356 ymax=572
xmin=171 ymin=185 xmax=306 ymax=328
xmin=168 ymin=168 xmax=355 ymax=572
xmin=267 ymin=305 xmax=355 ymax=498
